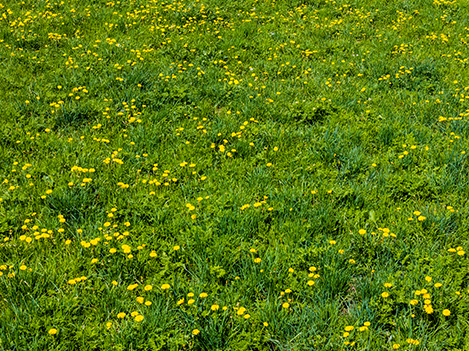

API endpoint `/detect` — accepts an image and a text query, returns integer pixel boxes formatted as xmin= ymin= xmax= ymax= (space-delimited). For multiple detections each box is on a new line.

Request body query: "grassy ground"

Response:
xmin=1 ymin=0 xmax=469 ymax=349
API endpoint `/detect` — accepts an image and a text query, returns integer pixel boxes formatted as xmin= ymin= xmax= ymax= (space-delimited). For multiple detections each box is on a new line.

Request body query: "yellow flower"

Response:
xmin=393 ymin=344 xmax=400 ymax=350
xmin=381 ymin=292 xmax=389 ymax=298
xmin=150 ymin=251 xmax=157 ymax=257
xmin=282 ymin=302 xmax=290 ymax=309
xmin=136 ymin=297 xmax=144 ymax=304
xmin=117 ymin=312 xmax=126 ymax=319
xmin=358 ymin=229 xmax=366 ymax=235
xmin=344 ymin=326 xmax=354 ymax=332
xmin=243 ymin=314 xmax=251 ymax=319
xmin=263 ymin=322 xmax=269 ymax=327
xmin=410 ymin=299 xmax=418 ymax=305
xmin=48 ymin=328 xmax=57 ymax=335
xmin=237 ymin=307 xmax=246 ymax=315
xmin=211 ymin=304 xmax=219 ymax=311
xmin=254 ymin=258 xmax=262 ymax=263
xmin=199 ymin=292 xmax=208 ymax=298
xmin=127 ymin=283 xmax=138 ymax=291
xmin=144 ymin=285 xmax=152 ymax=291
xmin=192 ymin=329 xmax=200 ymax=335
xmin=134 ymin=315 xmax=144 ymax=322
xmin=106 ymin=322 xmax=112 ymax=330
xmin=442 ymin=309 xmax=451 ymax=316
xmin=188 ymin=299 xmax=195 ymax=305
xmin=173 ymin=245 xmax=180 ymax=250
xmin=161 ymin=283 xmax=170 ymax=290
xmin=425 ymin=276 xmax=432 ymax=282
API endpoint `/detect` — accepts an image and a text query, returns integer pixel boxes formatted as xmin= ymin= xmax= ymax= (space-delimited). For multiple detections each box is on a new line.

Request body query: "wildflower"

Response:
xmin=134 ymin=315 xmax=144 ymax=322
xmin=192 ymin=329 xmax=200 ymax=335
xmin=381 ymin=292 xmax=389 ymax=298
xmin=237 ymin=307 xmax=246 ymax=315
xmin=443 ymin=309 xmax=451 ymax=316
xmin=48 ymin=328 xmax=57 ymax=335
xmin=282 ymin=302 xmax=290 ymax=309
xmin=117 ymin=312 xmax=126 ymax=319
xmin=344 ymin=326 xmax=354 ymax=331
xmin=144 ymin=285 xmax=152 ymax=291
xmin=127 ymin=283 xmax=138 ymax=291
xmin=161 ymin=284 xmax=170 ymax=290
xmin=211 ymin=304 xmax=219 ymax=311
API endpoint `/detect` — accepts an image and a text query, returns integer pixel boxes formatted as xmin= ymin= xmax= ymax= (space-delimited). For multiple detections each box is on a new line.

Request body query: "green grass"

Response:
xmin=1 ymin=0 xmax=469 ymax=349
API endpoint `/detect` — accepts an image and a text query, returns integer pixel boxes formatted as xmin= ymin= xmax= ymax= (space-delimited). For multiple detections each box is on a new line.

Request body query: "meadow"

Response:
xmin=0 ymin=0 xmax=469 ymax=349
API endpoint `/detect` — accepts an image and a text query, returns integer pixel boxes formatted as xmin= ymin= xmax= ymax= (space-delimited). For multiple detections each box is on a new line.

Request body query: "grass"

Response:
xmin=0 ymin=0 xmax=469 ymax=349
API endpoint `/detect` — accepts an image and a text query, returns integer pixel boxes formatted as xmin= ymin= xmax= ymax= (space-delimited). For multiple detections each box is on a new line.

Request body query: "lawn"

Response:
xmin=1 ymin=0 xmax=469 ymax=349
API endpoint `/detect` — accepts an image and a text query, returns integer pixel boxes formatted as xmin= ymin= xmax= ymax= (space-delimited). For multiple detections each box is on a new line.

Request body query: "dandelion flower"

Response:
xmin=134 ymin=315 xmax=144 ymax=322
